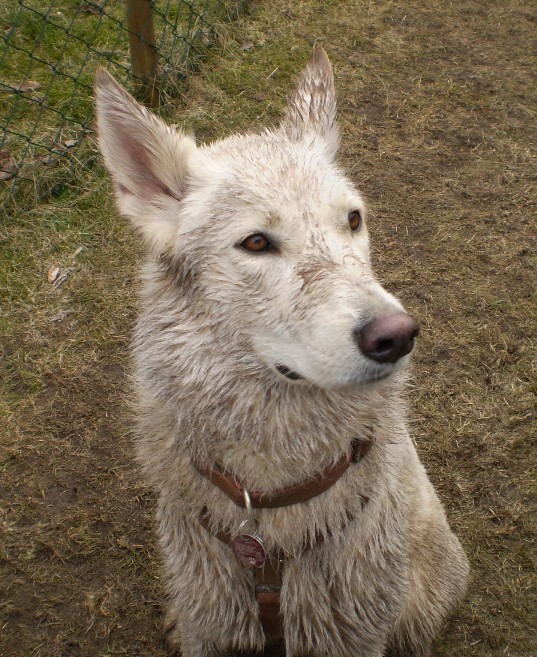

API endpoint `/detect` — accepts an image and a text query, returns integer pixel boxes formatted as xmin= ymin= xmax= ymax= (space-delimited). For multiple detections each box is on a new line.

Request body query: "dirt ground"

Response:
xmin=1 ymin=1 xmax=535 ymax=656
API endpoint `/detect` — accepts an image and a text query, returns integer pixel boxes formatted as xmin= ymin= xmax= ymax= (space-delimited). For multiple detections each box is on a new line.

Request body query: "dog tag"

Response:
xmin=231 ymin=533 xmax=266 ymax=568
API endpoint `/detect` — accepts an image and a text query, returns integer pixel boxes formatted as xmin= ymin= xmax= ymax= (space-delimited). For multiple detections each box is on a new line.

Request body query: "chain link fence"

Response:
xmin=0 ymin=0 xmax=244 ymax=215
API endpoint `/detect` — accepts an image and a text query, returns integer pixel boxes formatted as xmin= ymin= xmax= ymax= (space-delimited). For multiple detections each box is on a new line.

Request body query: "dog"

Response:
xmin=95 ymin=47 xmax=469 ymax=657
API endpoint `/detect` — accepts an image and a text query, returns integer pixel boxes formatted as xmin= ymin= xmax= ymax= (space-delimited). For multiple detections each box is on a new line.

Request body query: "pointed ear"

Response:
xmin=94 ymin=68 xmax=197 ymax=250
xmin=281 ymin=47 xmax=339 ymax=157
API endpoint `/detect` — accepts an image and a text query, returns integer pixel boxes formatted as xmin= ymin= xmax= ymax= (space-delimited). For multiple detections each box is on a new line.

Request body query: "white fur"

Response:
xmin=95 ymin=47 xmax=468 ymax=657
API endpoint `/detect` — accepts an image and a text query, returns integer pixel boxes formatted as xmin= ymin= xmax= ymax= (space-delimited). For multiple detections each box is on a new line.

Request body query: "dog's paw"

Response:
xmin=164 ymin=613 xmax=182 ymax=655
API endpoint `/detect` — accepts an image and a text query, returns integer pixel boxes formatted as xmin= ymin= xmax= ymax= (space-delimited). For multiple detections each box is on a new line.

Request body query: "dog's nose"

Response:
xmin=355 ymin=312 xmax=420 ymax=364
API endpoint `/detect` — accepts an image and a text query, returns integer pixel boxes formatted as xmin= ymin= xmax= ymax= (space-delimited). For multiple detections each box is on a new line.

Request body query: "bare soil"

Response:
xmin=1 ymin=1 xmax=535 ymax=656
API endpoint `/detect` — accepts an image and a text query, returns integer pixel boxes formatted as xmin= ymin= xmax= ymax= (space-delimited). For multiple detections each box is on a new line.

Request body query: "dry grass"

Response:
xmin=1 ymin=1 xmax=536 ymax=655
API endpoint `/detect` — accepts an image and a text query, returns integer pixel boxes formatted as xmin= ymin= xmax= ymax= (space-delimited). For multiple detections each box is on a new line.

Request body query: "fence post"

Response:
xmin=125 ymin=0 xmax=159 ymax=107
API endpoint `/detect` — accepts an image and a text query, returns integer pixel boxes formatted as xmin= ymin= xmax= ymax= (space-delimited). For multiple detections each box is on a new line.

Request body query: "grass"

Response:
xmin=0 ymin=0 xmax=240 ymax=212
xmin=1 ymin=0 xmax=536 ymax=655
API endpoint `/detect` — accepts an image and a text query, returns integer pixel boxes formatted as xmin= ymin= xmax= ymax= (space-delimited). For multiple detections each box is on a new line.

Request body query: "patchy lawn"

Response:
xmin=1 ymin=1 xmax=535 ymax=655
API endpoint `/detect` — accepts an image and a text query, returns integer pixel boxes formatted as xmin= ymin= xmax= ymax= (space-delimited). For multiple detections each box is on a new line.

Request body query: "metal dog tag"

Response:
xmin=232 ymin=490 xmax=266 ymax=568
xmin=231 ymin=531 xmax=266 ymax=568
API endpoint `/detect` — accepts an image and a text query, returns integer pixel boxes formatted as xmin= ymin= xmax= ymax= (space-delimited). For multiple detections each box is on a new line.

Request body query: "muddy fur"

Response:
xmin=95 ymin=48 xmax=469 ymax=657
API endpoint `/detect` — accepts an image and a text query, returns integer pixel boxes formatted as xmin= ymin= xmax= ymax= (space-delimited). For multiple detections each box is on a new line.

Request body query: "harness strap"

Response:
xmin=198 ymin=510 xmax=285 ymax=636
xmin=255 ymin=560 xmax=284 ymax=637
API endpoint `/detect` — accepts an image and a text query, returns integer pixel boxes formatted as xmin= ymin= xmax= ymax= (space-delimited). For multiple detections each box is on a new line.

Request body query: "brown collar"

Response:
xmin=193 ymin=437 xmax=371 ymax=509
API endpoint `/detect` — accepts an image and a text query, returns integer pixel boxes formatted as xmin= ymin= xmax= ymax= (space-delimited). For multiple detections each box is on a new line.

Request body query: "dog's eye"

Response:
xmin=348 ymin=210 xmax=363 ymax=232
xmin=241 ymin=234 xmax=272 ymax=253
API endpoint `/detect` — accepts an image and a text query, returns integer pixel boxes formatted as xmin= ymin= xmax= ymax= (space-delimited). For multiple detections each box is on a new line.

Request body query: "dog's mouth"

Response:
xmin=274 ymin=363 xmax=395 ymax=386
xmin=275 ymin=364 xmax=304 ymax=381
xmin=359 ymin=360 xmax=409 ymax=387
xmin=364 ymin=370 xmax=392 ymax=384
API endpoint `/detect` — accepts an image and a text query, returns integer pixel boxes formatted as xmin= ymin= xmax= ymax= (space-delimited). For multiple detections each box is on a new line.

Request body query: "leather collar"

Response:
xmin=193 ymin=438 xmax=371 ymax=509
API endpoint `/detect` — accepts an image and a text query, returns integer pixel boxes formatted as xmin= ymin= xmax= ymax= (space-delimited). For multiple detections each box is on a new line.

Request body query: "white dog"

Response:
xmin=95 ymin=47 xmax=468 ymax=657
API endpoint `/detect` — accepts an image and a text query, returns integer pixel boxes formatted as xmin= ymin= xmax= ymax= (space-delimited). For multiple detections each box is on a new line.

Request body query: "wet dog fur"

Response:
xmin=95 ymin=47 xmax=469 ymax=657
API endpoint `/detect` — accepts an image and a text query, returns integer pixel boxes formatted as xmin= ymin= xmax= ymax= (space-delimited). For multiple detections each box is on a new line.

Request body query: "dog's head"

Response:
xmin=95 ymin=48 xmax=418 ymax=390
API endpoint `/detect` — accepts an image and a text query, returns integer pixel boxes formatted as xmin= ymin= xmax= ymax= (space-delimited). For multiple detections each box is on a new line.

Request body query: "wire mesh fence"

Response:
xmin=0 ymin=0 xmax=243 ymax=215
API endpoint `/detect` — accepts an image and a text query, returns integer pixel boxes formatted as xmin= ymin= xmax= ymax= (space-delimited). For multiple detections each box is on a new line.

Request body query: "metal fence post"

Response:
xmin=125 ymin=0 xmax=160 ymax=107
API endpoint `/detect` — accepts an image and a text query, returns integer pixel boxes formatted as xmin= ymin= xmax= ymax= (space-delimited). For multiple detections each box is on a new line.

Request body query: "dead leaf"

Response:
xmin=8 ymin=80 xmax=41 ymax=93
xmin=35 ymin=154 xmax=57 ymax=166
xmin=79 ymin=3 xmax=103 ymax=14
xmin=48 ymin=265 xmax=61 ymax=285
xmin=51 ymin=310 xmax=73 ymax=323
xmin=72 ymin=246 xmax=85 ymax=259
xmin=64 ymin=139 xmax=77 ymax=149
xmin=0 ymin=151 xmax=17 ymax=181
xmin=52 ymin=269 xmax=72 ymax=289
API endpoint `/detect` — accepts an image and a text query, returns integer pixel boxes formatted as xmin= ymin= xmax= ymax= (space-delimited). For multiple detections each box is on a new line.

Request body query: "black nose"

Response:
xmin=355 ymin=312 xmax=420 ymax=364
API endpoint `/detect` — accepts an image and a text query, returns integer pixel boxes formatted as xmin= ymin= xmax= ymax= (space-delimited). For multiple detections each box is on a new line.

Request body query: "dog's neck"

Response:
xmin=135 ymin=269 xmax=409 ymax=490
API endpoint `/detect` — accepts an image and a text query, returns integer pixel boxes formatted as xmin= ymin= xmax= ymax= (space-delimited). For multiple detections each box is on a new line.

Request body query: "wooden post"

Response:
xmin=125 ymin=0 xmax=159 ymax=107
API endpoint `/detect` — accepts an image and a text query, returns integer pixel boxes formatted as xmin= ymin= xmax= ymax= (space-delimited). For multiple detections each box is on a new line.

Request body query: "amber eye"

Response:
xmin=348 ymin=210 xmax=363 ymax=231
xmin=241 ymin=234 xmax=272 ymax=253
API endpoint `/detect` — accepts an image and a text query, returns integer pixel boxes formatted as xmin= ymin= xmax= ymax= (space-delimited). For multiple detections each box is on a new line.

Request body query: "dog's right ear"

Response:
xmin=94 ymin=69 xmax=197 ymax=250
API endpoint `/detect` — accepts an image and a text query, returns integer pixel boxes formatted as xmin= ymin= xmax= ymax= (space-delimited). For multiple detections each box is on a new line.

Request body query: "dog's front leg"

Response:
xmin=386 ymin=487 xmax=469 ymax=657
xmin=158 ymin=503 xmax=266 ymax=657
xmin=164 ymin=617 xmax=221 ymax=657
xmin=282 ymin=547 xmax=398 ymax=657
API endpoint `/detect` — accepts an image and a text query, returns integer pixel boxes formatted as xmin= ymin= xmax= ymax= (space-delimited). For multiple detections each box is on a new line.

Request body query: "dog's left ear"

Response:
xmin=281 ymin=46 xmax=339 ymax=157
